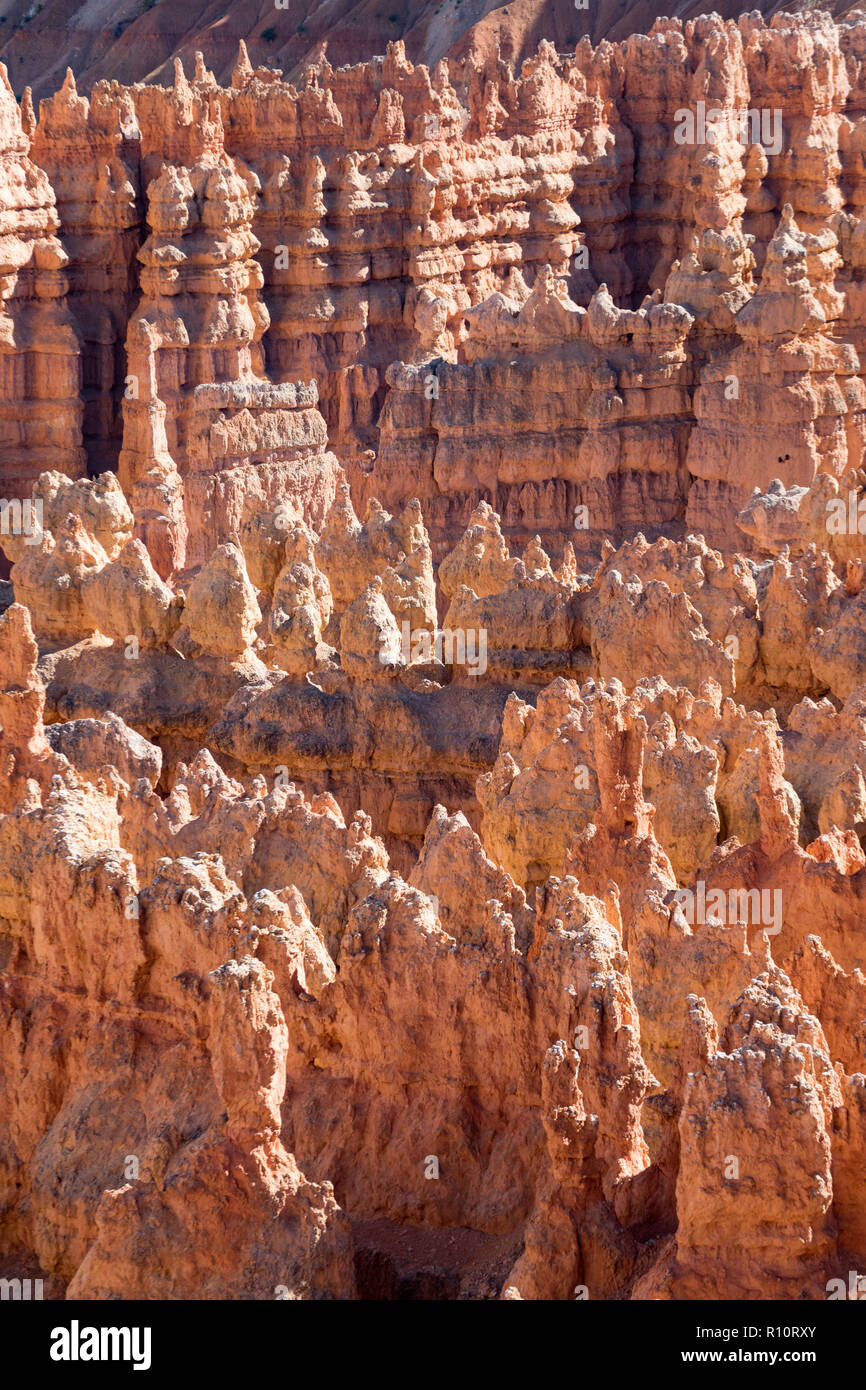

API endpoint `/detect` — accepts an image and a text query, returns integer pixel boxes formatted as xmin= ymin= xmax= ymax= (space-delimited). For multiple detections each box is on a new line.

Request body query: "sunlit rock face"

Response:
xmin=5 ymin=12 xmax=866 ymax=1303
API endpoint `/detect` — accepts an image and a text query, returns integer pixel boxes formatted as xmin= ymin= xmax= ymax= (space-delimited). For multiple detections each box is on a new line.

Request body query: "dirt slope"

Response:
xmin=0 ymin=0 xmax=852 ymax=101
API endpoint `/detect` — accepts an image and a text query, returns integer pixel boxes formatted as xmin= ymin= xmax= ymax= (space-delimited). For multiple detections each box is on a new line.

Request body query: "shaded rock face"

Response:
xmin=6 ymin=12 xmax=866 ymax=1307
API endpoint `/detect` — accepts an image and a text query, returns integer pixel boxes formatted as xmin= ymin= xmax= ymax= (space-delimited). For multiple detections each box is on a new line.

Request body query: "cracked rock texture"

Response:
xmin=4 ymin=10 xmax=866 ymax=1302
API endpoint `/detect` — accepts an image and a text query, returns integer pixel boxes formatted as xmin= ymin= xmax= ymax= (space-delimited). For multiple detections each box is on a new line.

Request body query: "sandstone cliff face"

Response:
xmin=4 ymin=454 xmax=866 ymax=1299
xmin=0 ymin=66 xmax=84 ymax=520
xmin=5 ymin=10 xmax=866 ymax=1304
xmin=5 ymin=604 xmax=866 ymax=1298
xmin=30 ymin=72 xmax=141 ymax=479
xmin=6 ymin=12 xmax=866 ymax=571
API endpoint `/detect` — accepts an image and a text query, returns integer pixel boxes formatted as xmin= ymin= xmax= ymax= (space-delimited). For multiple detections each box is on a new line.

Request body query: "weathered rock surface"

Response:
xmin=5 ymin=10 xmax=866 ymax=1305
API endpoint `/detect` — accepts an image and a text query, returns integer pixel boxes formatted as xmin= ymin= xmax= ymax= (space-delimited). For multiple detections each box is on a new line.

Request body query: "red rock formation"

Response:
xmin=687 ymin=206 xmax=866 ymax=546
xmin=31 ymin=72 xmax=141 ymax=477
xmin=6 ymin=10 xmax=866 ymax=1306
xmin=6 ymin=14 xmax=866 ymax=563
xmin=0 ymin=63 xmax=84 ymax=545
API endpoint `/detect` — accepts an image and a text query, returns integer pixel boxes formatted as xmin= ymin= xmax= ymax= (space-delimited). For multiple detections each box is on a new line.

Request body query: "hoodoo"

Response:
xmin=2 ymin=8 xmax=866 ymax=1311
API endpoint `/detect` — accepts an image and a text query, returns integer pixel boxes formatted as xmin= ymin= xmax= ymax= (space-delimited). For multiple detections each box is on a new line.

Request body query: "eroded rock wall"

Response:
xmin=4 ymin=11 xmax=866 ymax=1305
xmin=3 ymin=13 xmax=866 ymax=567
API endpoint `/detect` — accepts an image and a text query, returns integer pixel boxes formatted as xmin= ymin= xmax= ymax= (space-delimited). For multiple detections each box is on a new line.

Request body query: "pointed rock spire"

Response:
xmin=233 ymin=39 xmax=254 ymax=89
xmin=20 ymin=86 xmax=35 ymax=137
